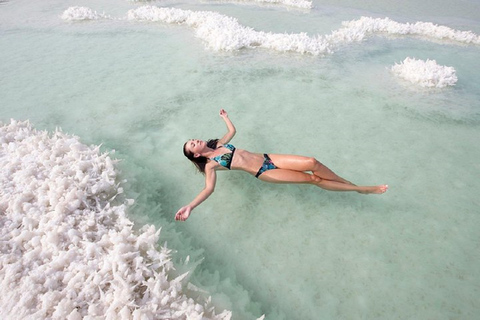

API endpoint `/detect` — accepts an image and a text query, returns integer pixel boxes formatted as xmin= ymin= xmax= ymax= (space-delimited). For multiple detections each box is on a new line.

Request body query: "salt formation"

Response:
xmin=211 ymin=0 xmax=313 ymax=10
xmin=61 ymin=6 xmax=110 ymax=20
xmin=126 ymin=6 xmax=331 ymax=54
xmin=339 ymin=17 xmax=480 ymax=45
xmin=62 ymin=6 xmax=480 ymax=55
xmin=125 ymin=6 xmax=480 ymax=54
xmin=0 ymin=120 xmax=231 ymax=319
xmin=391 ymin=57 xmax=458 ymax=88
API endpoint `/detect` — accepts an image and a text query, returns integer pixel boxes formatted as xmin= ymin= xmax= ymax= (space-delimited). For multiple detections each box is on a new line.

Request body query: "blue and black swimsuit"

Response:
xmin=210 ymin=144 xmax=236 ymax=170
xmin=210 ymin=144 xmax=277 ymax=178
xmin=255 ymin=154 xmax=277 ymax=178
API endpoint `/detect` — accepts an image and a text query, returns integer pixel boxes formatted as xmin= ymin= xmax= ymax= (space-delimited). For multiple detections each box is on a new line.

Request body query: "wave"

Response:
xmin=62 ymin=6 xmax=480 ymax=55
xmin=0 ymin=120 xmax=231 ymax=319
xmin=390 ymin=57 xmax=458 ymax=88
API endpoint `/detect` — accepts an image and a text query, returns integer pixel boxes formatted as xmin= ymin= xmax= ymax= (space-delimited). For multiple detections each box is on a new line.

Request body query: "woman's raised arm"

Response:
xmin=217 ymin=109 xmax=236 ymax=145
xmin=175 ymin=165 xmax=217 ymax=221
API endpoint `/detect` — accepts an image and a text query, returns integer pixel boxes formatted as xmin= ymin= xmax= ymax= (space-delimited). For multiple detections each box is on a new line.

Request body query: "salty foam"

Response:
xmin=0 ymin=120 xmax=231 ymax=319
xmin=62 ymin=6 xmax=480 ymax=55
xmin=391 ymin=57 xmax=458 ymax=88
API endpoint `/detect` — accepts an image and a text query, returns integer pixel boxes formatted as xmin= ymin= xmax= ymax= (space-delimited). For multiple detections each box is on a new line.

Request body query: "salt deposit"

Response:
xmin=125 ymin=6 xmax=332 ymax=54
xmin=339 ymin=17 xmax=480 ymax=45
xmin=61 ymin=6 xmax=111 ymax=21
xmin=0 ymin=120 xmax=232 ymax=319
xmin=391 ymin=57 xmax=458 ymax=88
xmin=209 ymin=0 xmax=313 ymax=10
xmin=126 ymin=6 xmax=480 ymax=54
xmin=61 ymin=6 xmax=480 ymax=55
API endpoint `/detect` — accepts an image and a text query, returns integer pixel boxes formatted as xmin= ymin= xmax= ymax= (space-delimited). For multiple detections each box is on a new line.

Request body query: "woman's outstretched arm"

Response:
xmin=217 ymin=109 xmax=236 ymax=145
xmin=175 ymin=165 xmax=217 ymax=221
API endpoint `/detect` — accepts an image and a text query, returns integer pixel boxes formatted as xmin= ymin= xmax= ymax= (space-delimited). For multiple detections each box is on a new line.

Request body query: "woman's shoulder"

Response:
xmin=205 ymin=160 xmax=220 ymax=171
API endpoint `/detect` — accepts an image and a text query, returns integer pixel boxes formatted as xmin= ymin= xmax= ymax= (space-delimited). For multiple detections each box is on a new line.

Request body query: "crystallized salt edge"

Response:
xmin=61 ymin=6 xmax=111 ymax=20
xmin=62 ymin=6 xmax=480 ymax=55
xmin=0 ymin=120 xmax=234 ymax=320
xmin=204 ymin=0 xmax=313 ymax=10
xmin=391 ymin=57 xmax=458 ymax=88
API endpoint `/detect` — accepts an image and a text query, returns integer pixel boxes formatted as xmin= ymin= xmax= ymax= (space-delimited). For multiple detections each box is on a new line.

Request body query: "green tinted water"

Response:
xmin=1 ymin=0 xmax=479 ymax=319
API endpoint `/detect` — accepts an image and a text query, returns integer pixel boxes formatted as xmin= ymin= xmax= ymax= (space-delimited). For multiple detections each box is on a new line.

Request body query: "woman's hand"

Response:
xmin=219 ymin=109 xmax=228 ymax=118
xmin=218 ymin=109 xmax=235 ymax=145
xmin=175 ymin=205 xmax=192 ymax=221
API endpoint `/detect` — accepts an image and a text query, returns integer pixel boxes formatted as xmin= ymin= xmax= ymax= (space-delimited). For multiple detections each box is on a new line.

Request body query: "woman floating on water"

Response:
xmin=175 ymin=109 xmax=388 ymax=221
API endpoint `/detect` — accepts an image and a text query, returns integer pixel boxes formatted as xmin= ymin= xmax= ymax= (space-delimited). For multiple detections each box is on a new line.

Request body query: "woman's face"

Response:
xmin=185 ymin=139 xmax=205 ymax=157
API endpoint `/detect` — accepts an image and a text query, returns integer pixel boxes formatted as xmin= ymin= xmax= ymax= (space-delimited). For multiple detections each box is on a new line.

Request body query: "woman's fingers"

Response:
xmin=175 ymin=207 xmax=190 ymax=221
xmin=175 ymin=209 xmax=183 ymax=220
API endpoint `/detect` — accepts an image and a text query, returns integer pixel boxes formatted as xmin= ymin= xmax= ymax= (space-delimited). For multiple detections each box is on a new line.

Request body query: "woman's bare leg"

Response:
xmin=268 ymin=154 xmax=354 ymax=185
xmin=317 ymin=179 xmax=388 ymax=194
xmin=258 ymin=169 xmax=388 ymax=194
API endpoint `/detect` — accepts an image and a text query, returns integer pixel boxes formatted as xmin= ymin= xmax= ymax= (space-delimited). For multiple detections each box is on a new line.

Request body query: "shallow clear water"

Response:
xmin=1 ymin=0 xmax=480 ymax=319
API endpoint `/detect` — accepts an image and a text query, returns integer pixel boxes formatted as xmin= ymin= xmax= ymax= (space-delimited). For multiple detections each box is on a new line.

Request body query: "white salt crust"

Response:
xmin=208 ymin=0 xmax=313 ymax=10
xmin=0 ymin=120 xmax=232 ymax=320
xmin=124 ymin=6 xmax=480 ymax=54
xmin=61 ymin=7 xmax=111 ymax=20
xmin=391 ymin=57 xmax=458 ymax=88
xmin=61 ymin=6 xmax=480 ymax=55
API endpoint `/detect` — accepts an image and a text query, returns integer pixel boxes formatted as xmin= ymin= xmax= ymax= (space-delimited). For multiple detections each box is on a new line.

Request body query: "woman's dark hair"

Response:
xmin=183 ymin=139 xmax=219 ymax=174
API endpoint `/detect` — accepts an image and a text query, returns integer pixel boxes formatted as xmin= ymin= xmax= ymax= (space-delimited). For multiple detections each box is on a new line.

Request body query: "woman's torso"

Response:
xmin=209 ymin=144 xmax=265 ymax=176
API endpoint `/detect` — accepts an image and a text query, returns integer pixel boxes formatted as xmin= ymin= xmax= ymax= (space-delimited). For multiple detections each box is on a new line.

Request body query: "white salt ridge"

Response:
xmin=125 ymin=6 xmax=480 ymax=54
xmin=126 ymin=6 xmax=330 ymax=54
xmin=61 ymin=6 xmax=111 ymax=21
xmin=250 ymin=0 xmax=312 ymax=9
xmin=341 ymin=17 xmax=480 ymax=45
xmin=62 ymin=6 xmax=480 ymax=54
xmin=210 ymin=0 xmax=313 ymax=10
xmin=0 ymin=120 xmax=231 ymax=320
xmin=391 ymin=57 xmax=458 ymax=88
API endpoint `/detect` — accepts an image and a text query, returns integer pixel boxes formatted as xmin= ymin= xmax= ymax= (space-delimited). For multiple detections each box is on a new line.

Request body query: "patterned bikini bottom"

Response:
xmin=255 ymin=154 xmax=277 ymax=178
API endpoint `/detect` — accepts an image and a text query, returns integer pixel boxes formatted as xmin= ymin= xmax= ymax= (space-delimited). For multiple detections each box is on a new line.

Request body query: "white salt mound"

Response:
xmin=61 ymin=6 xmax=110 ymax=21
xmin=0 ymin=120 xmax=231 ymax=320
xmin=391 ymin=57 xmax=458 ymax=88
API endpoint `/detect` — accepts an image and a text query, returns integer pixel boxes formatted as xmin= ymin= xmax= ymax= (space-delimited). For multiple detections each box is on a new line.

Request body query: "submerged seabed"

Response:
xmin=1 ymin=0 xmax=480 ymax=319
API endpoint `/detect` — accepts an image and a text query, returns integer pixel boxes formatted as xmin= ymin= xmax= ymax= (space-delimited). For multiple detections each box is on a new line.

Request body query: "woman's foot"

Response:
xmin=357 ymin=184 xmax=388 ymax=194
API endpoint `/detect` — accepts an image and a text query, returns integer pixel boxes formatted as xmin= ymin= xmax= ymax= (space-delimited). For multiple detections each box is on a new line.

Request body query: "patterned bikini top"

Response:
xmin=210 ymin=144 xmax=236 ymax=169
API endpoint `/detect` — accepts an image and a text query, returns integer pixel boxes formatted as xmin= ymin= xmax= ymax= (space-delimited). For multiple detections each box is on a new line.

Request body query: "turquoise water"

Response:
xmin=1 ymin=0 xmax=480 ymax=319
